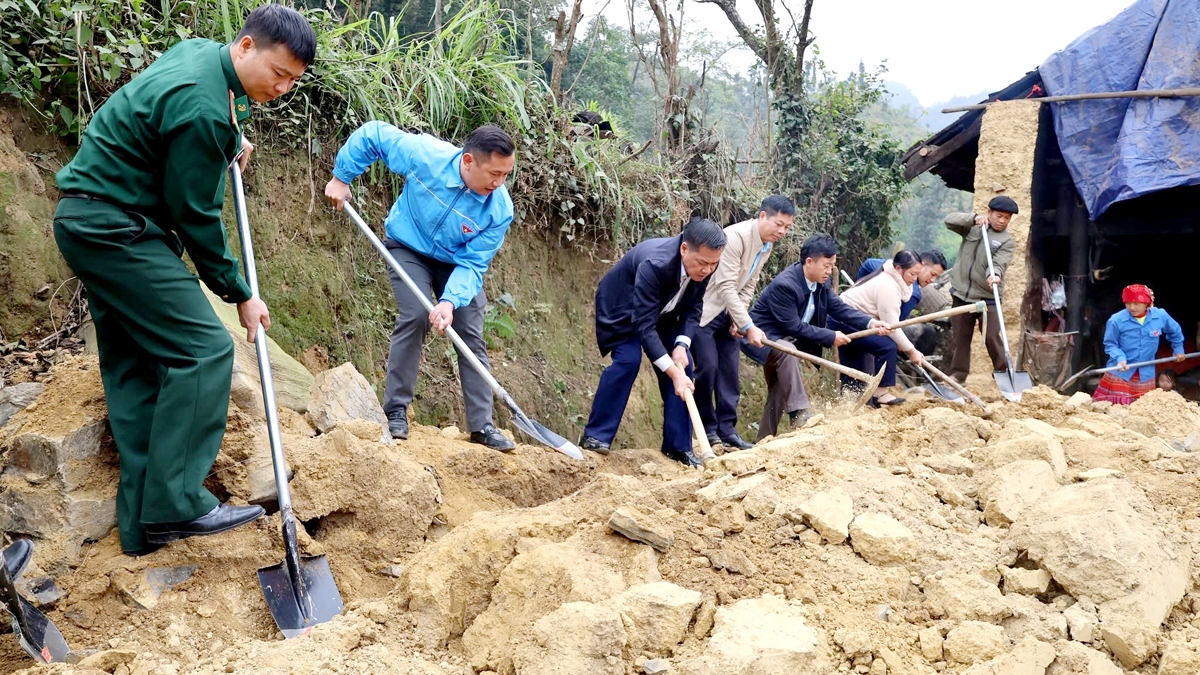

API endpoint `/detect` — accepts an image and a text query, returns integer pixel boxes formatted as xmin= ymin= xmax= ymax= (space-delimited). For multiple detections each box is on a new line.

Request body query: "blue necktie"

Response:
xmin=740 ymin=242 xmax=771 ymax=288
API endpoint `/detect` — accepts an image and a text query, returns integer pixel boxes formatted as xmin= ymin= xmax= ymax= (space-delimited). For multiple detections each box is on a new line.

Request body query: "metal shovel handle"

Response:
xmin=979 ymin=224 xmax=1016 ymax=367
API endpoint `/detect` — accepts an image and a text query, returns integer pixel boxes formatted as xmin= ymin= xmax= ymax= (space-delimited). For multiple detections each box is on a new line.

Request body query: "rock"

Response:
xmin=920 ymin=453 xmax=975 ymax=476
xmin=695 ymin=475 xmax=736 ymax=512
xmin=720 ymin=473 xmax=772 ymax=502
xmin=400 ymin=509 xmax=576 ymax=648
xmin=1002 ymin=568 xmax=1051 ymax=595
xmin=1099 ymin=613 xmax=1158 ymax=668
xmin=203 ymin=285 xmax=313 ymax=413
xmin=511 ymin=602 xmax=627 ymax=675
xmin=77 ymin=648 xmax=139 ymax=672
xmin=919 ymin=626 xmax=944 ymax=661
xmin=704 ymin=549 xmax=758 ymax=576
xmin=980 ymin=460 xmax=1059 ymax=526
xmin=984 ymin=433 xmax=1067 ymax=479
xmin=643 ymin=659 xmax=669 ymax=675
xmin=608 ymin=506 xmax=675 ymax=552
xmin=380 ymin=565 xmax=404 ymax=578
xmin=1062 ymin=606 xmax=1097 ymax=643
xmin=944 ymin=621 xmax=1007 ymax=664
xmin=707 ymin=500 xmax=746 ymax=534
xmin=1076 ymin=468 xmax=1122 ymax=481
xmin=607 ymin=582 xmax=701 ymax=657
xmin=797 ymin=487 xmax=853 ymax=544
xmin=1064 ymin=392 xmax=1092 ymax=409
xmin=1046 ymin=640 xmax=1122 ymax=675
xmin=989 ymin=637 xmax=1054 ymax=675
xmin=741 ymin=481 xmax=779 ymax=519
xmin=20 ymin=576 xmax=64 ymax=607
xmin=920 ymin=407 xmax=982 ymax=454
xmin=833 ymin=628 xmax=872 ymax=658
xmin=710 ymin=451 xmax=764 ymax=475
xmin=463 ymin=530 xmax=659 ymax=674
xmin=306 ymin=362 xmax=388 ymax=440
xmin=927 ymin=472 xmax=970 ymax=507
xmin=1158 ymin=640 xmax=1200 ymax=675
xmin=111 ymin=565 xmax=197 ymax=611
xmin=679 ymin=595 xmax=826 ymax=674
xmin=923 ymin=573 xmax=1010 ymax=622
xmin=1009 ymin=480 xmax=1188 ymax=648
xmin=0 ymin=382 xmax=44 ymax=429
xmin=692 ymin=593 xmax=717 ymax=639
xmin=848 ymin=512 xmax=916 ymax=567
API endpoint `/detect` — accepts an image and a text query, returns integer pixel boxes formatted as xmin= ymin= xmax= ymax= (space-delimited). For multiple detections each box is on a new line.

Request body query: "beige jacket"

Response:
xmin=840 ymin=260 xmax=916 ymax=352
xmin=700 ymin=219 xmax=771 ymax=329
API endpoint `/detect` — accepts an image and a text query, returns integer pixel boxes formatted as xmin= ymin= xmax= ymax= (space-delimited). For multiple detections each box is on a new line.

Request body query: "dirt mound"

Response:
xmin=6 ymin=366 xmax=1200 ymax=674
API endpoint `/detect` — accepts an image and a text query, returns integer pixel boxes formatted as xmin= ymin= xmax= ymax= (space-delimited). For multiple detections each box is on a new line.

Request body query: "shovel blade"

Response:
xmin=506 ymin=404 xmax=584 ymax=460
xmin=994 ymin=369 xmax=1034 ymax=402
xmin=924 ymin=383 xmax=964 ymax=403
xmin=6 ymin=594 xmax=69 ymax=663
xmin=257 ymin=555 xmax=344 ymax=638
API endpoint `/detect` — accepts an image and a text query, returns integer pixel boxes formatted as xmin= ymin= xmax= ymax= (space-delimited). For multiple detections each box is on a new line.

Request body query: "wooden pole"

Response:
xmin=941 ymin=87 xmax=1200 ymax=113
xmin=842 ymin=302 xmax=984 ymax=341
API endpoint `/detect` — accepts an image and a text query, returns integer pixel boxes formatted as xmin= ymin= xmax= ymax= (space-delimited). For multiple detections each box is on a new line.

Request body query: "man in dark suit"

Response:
xmin=750 ymin=233 xmax=887 ymax=439
xmin=580 ymin=218 xmax=727 ymax=465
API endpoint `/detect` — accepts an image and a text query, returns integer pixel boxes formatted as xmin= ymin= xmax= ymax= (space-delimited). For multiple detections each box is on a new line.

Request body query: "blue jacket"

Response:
xmin=594 ymin=235 xmax=710 ymax=367
xmin=857 ymin=258 xmax=921 ymax=319
xmin=750 ymin=262 xmax=872 ymax=356
xmin=1102 ymin=307 xmax=1184 ymax=381
xmin=332 ymin=122 xmax=514 ymax=308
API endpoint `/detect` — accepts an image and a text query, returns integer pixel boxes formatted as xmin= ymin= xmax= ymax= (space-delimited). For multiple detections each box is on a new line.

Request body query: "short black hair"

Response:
xmin=893 ymin=249 xmax=921 ymax=270
xmin=463 ymin=125 xmax=515 ymax=159
xmin=237 ymin=5 xmax=317 ymax=66
xmin=681 ymin=217 xmax=726 ymax=250
xmin=920 ymin=250 xmax=948 ymax=269
xmin=800 ymin=233 xmax=837 ymax=264
xmin=760 ymin=195 xmax=795 ymax=217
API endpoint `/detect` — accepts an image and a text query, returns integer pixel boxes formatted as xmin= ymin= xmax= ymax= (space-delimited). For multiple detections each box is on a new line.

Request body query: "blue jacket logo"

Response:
xmin=461 ymin=222 xmax=474 ymax=235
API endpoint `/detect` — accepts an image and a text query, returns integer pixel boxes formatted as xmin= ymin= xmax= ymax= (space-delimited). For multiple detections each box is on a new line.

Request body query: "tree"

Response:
xmin=547 ymin=0 xmax=584 ymax=101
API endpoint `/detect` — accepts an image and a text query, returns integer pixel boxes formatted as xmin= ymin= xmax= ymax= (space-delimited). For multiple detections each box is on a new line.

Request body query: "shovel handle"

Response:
xmin=921 ymin=361 xmax=987 ymax=408
xmin=843 ymin=301 xmax=986 ymax=340
xmin=679 ymin=387 xmax=713 ymax=459
xmin=762 ymin=338 xmax=874 ymax=384
xmin=1092 ymin=351 xmax=1200 ymax=375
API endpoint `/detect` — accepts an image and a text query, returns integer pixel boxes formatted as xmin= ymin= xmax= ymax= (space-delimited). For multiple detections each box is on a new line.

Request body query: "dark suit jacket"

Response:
xmin=750 ymin=262 xmax=872 ymax=355
xmin=595 ymin=234 xmax=711 ymax=362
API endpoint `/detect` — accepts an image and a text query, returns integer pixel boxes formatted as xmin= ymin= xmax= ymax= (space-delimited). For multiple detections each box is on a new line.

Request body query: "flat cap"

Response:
xmin=988 ymin=195 xmax=1019 ymax=214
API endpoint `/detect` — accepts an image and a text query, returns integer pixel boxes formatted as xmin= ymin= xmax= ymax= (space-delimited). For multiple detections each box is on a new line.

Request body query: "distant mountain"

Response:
xmin=881 ymin=81 xmax=991 ymax=135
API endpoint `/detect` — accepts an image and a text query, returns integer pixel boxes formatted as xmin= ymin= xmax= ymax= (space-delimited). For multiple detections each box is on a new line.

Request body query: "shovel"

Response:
xmin=979 ymin=225 xmax=1033 ymax=401
xmin=762 ymin=338 xmax=886 ymax=409
xmin=1058 ymin=351 xmax=1200 ymax=392
xmin=673 ymin=356 xmax=716 ymax=463
xmin=912 ymin=363 xmax=963 ymax=403
xmin=921 ymin=361 xmax=988 ymax=410
xmin=0 ymin=550 xmax=68 ymax=663
xmin=342 ymin=202 xmax=583 ymax=460
xmin=229 ymin=163 xmax=344 ymax=638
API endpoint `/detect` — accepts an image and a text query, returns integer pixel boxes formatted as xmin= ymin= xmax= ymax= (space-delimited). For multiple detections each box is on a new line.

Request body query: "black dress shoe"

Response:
xmin=719 ymin=433 xmax=755 ymax=450
xmin=388 ymin=410 xmax=409 ymax=440
xmin=470 ymin=424 xmax=516 ymax=452
xmin=122 ymin=542 xmax=165 ymax=557
xmin=877 ymin=395 xmax=906 ymax=406
xmin=661 ymin=448 xmax=702 ymax=467
xmin=579 ymin=436 xmax=611 ymax=454
xmin=145 ymin=503 xmax=266 ymax=545
xmin=1 ymin=539 xmax=32 ymax=579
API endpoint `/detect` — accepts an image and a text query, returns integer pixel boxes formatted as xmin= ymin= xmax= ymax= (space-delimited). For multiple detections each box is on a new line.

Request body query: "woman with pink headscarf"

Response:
xmin=1093 ymin=284 xmax=1185 ymax=404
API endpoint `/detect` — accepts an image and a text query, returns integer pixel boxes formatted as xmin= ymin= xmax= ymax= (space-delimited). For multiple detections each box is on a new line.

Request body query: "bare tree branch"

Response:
xmin=694 ymin=0 xmax=768 ymax=64
xmin=549 ymin=0 xmax=585 ymax=101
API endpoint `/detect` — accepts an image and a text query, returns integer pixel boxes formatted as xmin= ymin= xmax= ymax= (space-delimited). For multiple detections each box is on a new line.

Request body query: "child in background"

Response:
xmin=1093 ymin=284 xmax=1185 ymax=404
xmin=1157 ymin=369 xmax=1177 ymax=393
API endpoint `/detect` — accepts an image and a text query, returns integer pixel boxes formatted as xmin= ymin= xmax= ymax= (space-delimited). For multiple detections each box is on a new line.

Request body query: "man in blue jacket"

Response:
xmin=325 ymin=124 xmax=516 ymax=451
xmin=579 ymin=218 xmax=727 ymax=466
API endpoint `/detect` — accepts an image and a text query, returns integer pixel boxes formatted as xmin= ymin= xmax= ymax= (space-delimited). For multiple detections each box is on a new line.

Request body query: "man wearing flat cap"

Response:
xmin=944 ymin=195 xmax=1019 ymax=383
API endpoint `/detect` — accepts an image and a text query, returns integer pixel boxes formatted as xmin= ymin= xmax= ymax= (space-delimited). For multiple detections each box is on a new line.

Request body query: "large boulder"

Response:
xmin=1009 ymin=480 xmax=1189 ymax=668
xmin=202 ymin=285 xmax=314 ymax=413
xmin=979 ymin=460 xmax=1060 ymax=526
xmin=679 ymin=595 xmax=826 ymax=674
xmin=511 ymin=602 xmax=627 ymax=675
xmin=981 ymin=434 xmax=1067 ymax=479
xmin=0 ymin=382 xmax=43 ymax=429
xmin=306 ymin=362 xmax=388 ymax=440
xmin=607 ymin=582 xmax=701 ymax=658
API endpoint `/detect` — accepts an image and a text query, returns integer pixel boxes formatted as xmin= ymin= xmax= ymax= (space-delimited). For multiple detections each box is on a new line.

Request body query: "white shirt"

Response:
xmin=653 ymin=264 xmax=694 ymax=372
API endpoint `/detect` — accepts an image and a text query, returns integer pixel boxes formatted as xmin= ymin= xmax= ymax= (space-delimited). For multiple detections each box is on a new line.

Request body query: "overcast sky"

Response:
xmin=590 ymin=0 xmax=1135 ymax=106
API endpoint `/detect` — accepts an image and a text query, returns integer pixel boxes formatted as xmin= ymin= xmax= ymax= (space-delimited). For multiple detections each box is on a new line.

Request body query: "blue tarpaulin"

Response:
xmin=1038 ymin=0 xmax=1200 ymax=219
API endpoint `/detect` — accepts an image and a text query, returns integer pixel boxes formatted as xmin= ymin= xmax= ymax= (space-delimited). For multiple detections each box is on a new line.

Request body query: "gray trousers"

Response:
xmin=383 ymin=240 xmax=494 ymax=432
xmin=756 ymin=350 xmax=810 ymax=441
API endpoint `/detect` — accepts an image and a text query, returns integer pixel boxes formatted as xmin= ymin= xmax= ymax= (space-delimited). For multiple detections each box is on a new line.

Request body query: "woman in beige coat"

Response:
xmin=832 ymin=250 xmax=925 ymax=406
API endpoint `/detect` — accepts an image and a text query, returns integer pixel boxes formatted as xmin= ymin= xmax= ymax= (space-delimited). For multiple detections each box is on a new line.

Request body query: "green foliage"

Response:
xmin=773 ymin=65 xmax=910 ymax=270
xmin=888 ymin=172 xmax=971 ymax=263
xmin=482 ymin=303 xmax=516 ymax=348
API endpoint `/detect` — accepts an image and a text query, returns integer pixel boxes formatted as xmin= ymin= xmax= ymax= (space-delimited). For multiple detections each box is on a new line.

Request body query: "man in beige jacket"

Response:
xmin=693 ymin=196 xmax=794 ymax=449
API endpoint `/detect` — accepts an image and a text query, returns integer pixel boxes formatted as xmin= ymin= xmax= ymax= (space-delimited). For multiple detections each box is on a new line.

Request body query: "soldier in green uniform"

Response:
xmin=52 ymin=5 xmax=316 ymax=556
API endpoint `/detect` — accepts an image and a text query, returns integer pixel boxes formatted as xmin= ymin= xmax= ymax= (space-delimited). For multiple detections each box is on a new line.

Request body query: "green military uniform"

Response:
xmin=54 ymin=39 xmax=254 ymax=551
